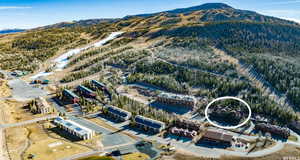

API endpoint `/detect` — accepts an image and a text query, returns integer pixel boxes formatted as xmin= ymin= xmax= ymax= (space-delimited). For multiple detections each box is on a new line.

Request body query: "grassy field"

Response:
xmin=122 ymin=152 xmax=150 ymax=160
xmin=6 ymin=123 xmax=92 ymax=160
xmin=78 ymin=156 xmax=115 ymax=160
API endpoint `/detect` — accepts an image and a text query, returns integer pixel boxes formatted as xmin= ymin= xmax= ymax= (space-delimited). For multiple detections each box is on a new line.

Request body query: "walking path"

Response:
xmin=0 ymin=115 xmax=58 ymax=129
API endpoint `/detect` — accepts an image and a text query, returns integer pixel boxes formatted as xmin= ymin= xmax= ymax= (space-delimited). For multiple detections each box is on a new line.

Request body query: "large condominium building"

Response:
xmin=53 ymin=117 xmax=95 ymax=140
xmin=157 ymin=92 xmax=196 ymax=109
xmin=36 ymin=97 xmax=52 ymax=114
xmin=135 ymin=115 xmax=165 ymax=133
xmin=255 ymin=123 xmax=290 ymax=138
xmin=106 ymin=105 xmax=132 ymax=122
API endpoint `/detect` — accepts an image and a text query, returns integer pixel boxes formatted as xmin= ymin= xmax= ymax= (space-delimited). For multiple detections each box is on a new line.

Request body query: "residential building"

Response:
xmin=106 ymin=105 xmax=132 ymax=122
xmin=53 ymin=117 xmax=95 ymax=140
xmin=255 ymin=123 xmax=290 ymax=138
xmin=157 ymin=92 xmax=196 ymax=109
xmin=77 ymin=85 xmax=96 ymax=98
xmin=170 ymin=127 xmax=197 ymax=138
xmin=62 ymin=89 xmax=80 ymax=104
xmin=36 ymin=97 xmax=52 ymax=114
xmin=290 ymin=121 xmax=300 ymax=134
xmin=91 ymin=80 xmax=107 ymax=90
xmin=135 ymin=115 xmax=165 ymax=133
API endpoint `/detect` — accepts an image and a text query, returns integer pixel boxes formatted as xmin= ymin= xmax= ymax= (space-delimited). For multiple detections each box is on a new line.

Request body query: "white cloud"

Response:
xmin=0 ymin=6 xmax=31 ymax=10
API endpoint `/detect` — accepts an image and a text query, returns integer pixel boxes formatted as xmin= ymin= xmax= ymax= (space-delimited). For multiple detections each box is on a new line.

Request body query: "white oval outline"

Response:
xmin=204 ymin=96 xmax=252 ymax=130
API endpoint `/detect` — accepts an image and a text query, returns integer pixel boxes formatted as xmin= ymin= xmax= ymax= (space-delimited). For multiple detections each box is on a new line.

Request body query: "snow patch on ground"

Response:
xmin=30 ymin=32 xmax=123 ymax=79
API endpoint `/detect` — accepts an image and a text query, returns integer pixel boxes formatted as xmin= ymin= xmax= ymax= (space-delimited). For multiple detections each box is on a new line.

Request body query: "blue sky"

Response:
xmin=0 ymin=0 xmax=300 ymax=29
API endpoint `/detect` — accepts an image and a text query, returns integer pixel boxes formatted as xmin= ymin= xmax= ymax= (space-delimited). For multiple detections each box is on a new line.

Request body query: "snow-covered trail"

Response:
xmin=30 ymin=32 xmax=123 ymax=79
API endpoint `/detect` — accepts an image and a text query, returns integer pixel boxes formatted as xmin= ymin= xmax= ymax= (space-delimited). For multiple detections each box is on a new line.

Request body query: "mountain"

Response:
xmin=126 ymin=3 xmax=233 ymax=18
xmin=40 ymin=18 xmax=118 ymax=29
xmin=124 ymin=3 xmax=298 ymax=26
xmin=0 ymin=29 xmax=25 ymax=34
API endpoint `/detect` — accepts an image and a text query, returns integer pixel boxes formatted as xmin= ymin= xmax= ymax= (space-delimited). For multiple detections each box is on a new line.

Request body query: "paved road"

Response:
xmin=0 ymin=115 xmax=58 ymax=129
xmin=8 ymin=79 xmax=48 ymax=101
xmin=59 ymin=142 xmax=135 ymax=160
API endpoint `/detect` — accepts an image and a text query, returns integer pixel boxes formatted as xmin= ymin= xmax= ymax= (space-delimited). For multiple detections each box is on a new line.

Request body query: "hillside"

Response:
xmin=0 ymin=3 xmax=299 ymax=125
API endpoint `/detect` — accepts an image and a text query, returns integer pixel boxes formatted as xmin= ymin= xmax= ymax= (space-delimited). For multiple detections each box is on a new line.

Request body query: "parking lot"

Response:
xmin=8 ymin=79 xmax=48 ymax=101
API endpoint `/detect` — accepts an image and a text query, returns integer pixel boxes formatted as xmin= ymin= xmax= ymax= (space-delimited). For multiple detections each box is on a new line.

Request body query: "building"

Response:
xmin=255 ymin=123 xmax=290 ymax=138
xmin=289 ymin=121 xmax=300 ymax=134
xmin=157 ymin=92 xmax=196 ymax=109
xmin=174 ymin=119 xmax=201 ymax=131
xmin=170 ymin=127 xmax=197 ymax=138
xmin=169 ymin=119 xmax=201 ymax=138
xmin=91 ymin=80 xmax=107 ymax=90
xmin=53 ymin=117 xmax=95 ymax=140
xmin=106 ymin=105 xmax=132 ymax=122
xmin=62 ymin=89 xmax=80 ymax=104
xmin=200 ymin=130 xmax=233 ymax=145
xmin=135 ymin=115 xmax=165 ymax=133
xmin=76 ymin=85 xmax=96 ymax=98
xmin=35 ymin=97 xmax=52 ymax=114
xmin=91 ymin=80 xmax=111 ymax=100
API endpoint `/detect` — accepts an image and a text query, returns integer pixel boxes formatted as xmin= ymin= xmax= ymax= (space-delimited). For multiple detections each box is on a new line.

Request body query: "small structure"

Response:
xmin=200 ymin=130 xmax=233 ymax=145
xmin=255 ymin=123 xmax=290 ymax=138
xmin=76 ymin=85 xmax=96 ymax=98
xmin=170 ymin=127 xmax=197 ymax=138
xmin=31 ymin=77 xmax=50 ymax=84
xmin=53 ymin=117 xmax=95 ymax=140
xmin=157 ymin=92 xmax=196 ymax=109
xmin=106 ymin=105 xmax=132 ymax=122
xmin=62 ymin=89 xmax=80 ymax=104
xmin=135 ymin=115 xmax=165 ymax=133
xmin=35 ymin=97 xmax=52 ymax=114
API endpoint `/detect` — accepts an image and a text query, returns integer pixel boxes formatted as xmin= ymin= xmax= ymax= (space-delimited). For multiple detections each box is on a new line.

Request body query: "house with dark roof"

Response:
xmin=106 ymin=105 xmax=132 ymax=122
xmin=76 ymin=85 xmax=96 ymax=98
xmin=62 ymin=89 xmax=80 ymax=104
xmin=91 ymin=80 xmax=106 ymax=90
xmin=135 ymin=115 xmax=165 ymax=133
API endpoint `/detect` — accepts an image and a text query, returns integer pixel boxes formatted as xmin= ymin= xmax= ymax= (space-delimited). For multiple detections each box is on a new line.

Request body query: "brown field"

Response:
xmin=0 ymin=80 xmax=11 ymax=97
xmin=6 ymin=123 xmax=92 ymax=160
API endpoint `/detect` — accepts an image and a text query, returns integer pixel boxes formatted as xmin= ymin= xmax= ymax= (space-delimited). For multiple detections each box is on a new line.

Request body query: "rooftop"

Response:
xmin=135 ymin=115 xmax=165 ymax=129
xmin=107 ymin=105 xmax=131 ymax=118
xmin=54 ymin=117 xmax=94 ymax=136
xmin=203 ymin=130 xmax=233 ymax=143
xmin=158 ymin=92 xmax=196 ymax=102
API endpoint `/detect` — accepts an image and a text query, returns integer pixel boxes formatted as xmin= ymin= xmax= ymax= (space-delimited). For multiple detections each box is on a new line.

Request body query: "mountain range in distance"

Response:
xmin=0 ymin=29 xmax=25 ymax=35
